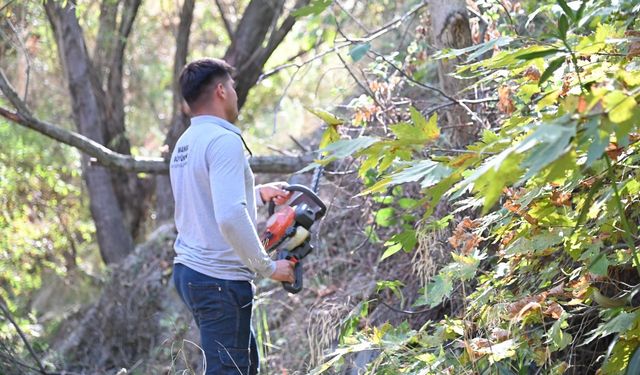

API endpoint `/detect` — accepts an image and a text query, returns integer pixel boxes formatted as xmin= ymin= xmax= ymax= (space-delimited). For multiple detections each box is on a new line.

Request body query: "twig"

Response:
xmin=289 ymin=135 xmax=309 ymax=152
xmin=272 ymin=66 xmax=301 ymax=134
xmin=5 ymin=18 xmax=31 ymax=101
xmin=335 ymin=0 xmax=370 ymax=33
xmin=214 ymin=0 xmax=235 ymax=41
xmin=0 ymin=298 xmax=48 ymax=374
xmin=259 ymin=0 xmax=429 ymax=82
xmin=0 ymin=0 xmax=16 ymax=14
xmin=378 ymin=300 xmax=434 ymax=315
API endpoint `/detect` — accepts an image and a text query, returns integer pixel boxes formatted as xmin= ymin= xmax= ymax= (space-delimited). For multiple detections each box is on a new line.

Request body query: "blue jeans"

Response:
xmin=173 ymin=263 xmax=259 ymax=375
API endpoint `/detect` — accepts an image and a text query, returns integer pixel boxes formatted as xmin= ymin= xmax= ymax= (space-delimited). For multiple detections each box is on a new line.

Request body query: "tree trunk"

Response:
xmin=225 ymin=0 xmax=309 ymax=108
xmin=44 ymin=0 xmax=133 ymax=264
xmin=156 ymin=0 xmax=195 ymax=224
xmin=429 ymin=0 xmax=478 ymax=148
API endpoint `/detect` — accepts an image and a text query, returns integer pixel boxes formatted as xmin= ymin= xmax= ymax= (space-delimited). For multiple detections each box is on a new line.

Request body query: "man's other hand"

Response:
xmin=270 ymin=259 xmax=295 ymax=283
xmin=260 ymin=182 xmax=291 ymax=205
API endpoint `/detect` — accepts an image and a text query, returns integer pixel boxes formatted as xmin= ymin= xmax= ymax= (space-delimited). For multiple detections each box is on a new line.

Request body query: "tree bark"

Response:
xmin=156 ymin=0 xmax=196 ymax=223
xmin=44 ymin=0 xmax=133 ymax=264
xmin=429 ymin=0 xmax=478 ymax=148
xmin=225 ymin=0 xmax=309 ymax=108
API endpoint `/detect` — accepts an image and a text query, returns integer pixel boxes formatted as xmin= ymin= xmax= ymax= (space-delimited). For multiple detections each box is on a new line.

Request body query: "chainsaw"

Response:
xmin=262 ymin=184 xmax=326 ymax=293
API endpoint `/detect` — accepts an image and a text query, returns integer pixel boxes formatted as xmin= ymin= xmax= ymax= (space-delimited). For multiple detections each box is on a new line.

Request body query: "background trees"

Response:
xmin=2 ymin=0 xmax=640 ymax=374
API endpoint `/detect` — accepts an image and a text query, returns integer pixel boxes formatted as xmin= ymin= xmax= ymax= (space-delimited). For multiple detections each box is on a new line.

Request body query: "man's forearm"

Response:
xmin=217 ymin=204 xmax=275 ymax=277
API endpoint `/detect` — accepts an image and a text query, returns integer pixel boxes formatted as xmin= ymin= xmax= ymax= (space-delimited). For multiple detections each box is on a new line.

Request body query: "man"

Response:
xmin=170 ymin=57 xmax=295 ymax=375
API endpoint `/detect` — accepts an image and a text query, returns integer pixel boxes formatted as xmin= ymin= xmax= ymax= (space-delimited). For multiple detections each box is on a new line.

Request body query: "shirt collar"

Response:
xmin=190 ymin=115 xmax=242 ymax=136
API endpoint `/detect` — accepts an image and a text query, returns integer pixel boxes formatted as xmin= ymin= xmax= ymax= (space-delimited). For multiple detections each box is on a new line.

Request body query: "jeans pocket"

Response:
xmin=218 ymin=347 xmax=250 ymax=372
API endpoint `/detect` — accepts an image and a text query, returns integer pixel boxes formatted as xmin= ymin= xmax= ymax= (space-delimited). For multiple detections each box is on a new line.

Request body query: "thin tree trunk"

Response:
xmin=429 ymin=0 xmax=478 ymax=148
xmin=225 ymin=0 xmax=309 ymax=108
xmin=44 ymin=0 xmax=133 ymax=264
xmin=156 ymin=0 xmax=195 ymax=223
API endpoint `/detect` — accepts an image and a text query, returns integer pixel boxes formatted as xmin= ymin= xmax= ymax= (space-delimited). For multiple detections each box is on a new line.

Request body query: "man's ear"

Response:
xmin=214 ymin=82 xmax=226 ymax=99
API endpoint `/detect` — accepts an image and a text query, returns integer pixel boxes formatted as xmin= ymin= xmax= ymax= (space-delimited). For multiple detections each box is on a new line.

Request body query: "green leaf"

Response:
xmin=547 ymin=313 xmax=572 ymax=351
xmin=517 ymin=119 xmax=576 ymax=180
xmin=361 ymin=159 xmax=452 ymax=195
xmin=380 ymin=242 xmax=402 ymax=260
xmin=557 ymin=0 xmax=575 ymax=21
xmin=390 ymin=110 xmax=439 ymax=145
xmin=517 ymin=48 xmax=561 ymax=61
xmin=627 ymin=345 xmax=640 ymax=375
xmin=558 ymin=14 xmax=569 ymax=40
xmin=375 ymin=207 xmax=396 ymax=227
xmin=585 ymin=311 xmax=638 ymax=345
xmin=415 ymin=274 xmax=453 ymax=308
xmin=382 ymin=229 xmax=417 ymax=260
xmin=349 ymin=42 xmax=371 ymax=62
xmin=398 ymin=198 xmax=417 ymax=209
xmin=292 ymin=0 xmax=332 ymax=18
xmin=589 ymin=252 xmax=610 ymax=276
xmin=601 ymin=338 xmax=638 ymax=375
xmin=540 ymin=56 xmax=566 ymax=85
xmin=319 ymin=125 xmax=341 ymax=149
xmin=435 ymin=36 xmax=513 ymax=62
xmin=411 ymin=107 xmax=439 ymax=141
xmin=320 ymin=136 xmax=379 ymax=159
xmin=306 ymin=107 xmax=344 ymax=126
xmin=582 ymin=117 xmax=608 ymax=167
xmin=604 ymin=91 xmax=638 ymax=124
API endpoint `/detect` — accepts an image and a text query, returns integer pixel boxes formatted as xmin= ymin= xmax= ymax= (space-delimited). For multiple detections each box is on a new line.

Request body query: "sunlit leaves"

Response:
xmin=362 ymin=159 xmax=452 ymax=195
xmin=292 ymin=0 xmax=332 ymax=18
xmin=547 ymin=313 xmax=572 ymax=351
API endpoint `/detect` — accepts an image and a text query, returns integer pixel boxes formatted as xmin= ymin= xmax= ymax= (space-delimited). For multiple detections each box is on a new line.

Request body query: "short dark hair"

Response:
xmin=179 ymin=58 xmax=234 ymax=107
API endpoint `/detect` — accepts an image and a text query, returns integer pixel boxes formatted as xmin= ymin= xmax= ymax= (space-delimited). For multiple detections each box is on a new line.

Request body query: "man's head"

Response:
xmin=179 ymin=58 xmax=238 ymax=122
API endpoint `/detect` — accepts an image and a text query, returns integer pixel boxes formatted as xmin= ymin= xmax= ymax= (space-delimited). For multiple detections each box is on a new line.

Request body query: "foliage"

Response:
xmin=311 ymin=0 xmax=640 ymax=373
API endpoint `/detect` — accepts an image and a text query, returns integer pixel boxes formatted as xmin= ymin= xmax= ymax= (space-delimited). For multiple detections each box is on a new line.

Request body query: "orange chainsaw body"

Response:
xmin=262 ymin=206 xmax=295 ymax=250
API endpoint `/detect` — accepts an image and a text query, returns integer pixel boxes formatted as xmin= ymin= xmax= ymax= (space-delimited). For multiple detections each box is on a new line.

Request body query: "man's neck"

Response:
xmin=191 ymin=108 xmax=231 ymax=123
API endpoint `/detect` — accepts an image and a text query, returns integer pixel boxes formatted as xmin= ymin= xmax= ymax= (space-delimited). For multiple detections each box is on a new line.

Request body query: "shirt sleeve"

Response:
xmin=206 ymin=134 xmax=276 ymax=278
xmin=254 ymin=185 xmax=265 ymax=207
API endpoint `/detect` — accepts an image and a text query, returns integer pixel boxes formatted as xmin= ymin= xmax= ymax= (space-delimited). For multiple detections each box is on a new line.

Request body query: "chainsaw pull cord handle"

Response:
xmin=277 ymin=250 xmax=303 ymax=293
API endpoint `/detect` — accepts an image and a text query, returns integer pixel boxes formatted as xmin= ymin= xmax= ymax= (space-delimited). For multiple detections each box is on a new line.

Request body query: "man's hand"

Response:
xmin=270 ymin=259 xmax=296 ymax=283
xmin=260 ymin=182 xmax=291 ymax=206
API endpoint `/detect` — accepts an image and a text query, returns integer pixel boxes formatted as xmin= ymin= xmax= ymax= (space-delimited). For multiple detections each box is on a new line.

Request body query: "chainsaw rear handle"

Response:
xmin=277 ymin=250 xmax=303 ymax=294
xmin=268 ymin=184 xmax=327 ymax=217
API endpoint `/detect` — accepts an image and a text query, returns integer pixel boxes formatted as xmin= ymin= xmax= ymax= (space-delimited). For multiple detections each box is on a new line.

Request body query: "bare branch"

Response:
xmin=5 ymin=18 xmax=31 ymax=101
xmin=0 ymin=104 xmax=316 ymax=174
xmin=215 ymin=0 xmax=235 ymax=41
xmin=0 ymin=69 xmax=31 ymax=115
xmin=0 ymin=297 xmax=48 ymax=374
xmin=259 ymin=0 xmax=429 ymax=82
xmin=0 ymin=105 xmax=167 ymax=173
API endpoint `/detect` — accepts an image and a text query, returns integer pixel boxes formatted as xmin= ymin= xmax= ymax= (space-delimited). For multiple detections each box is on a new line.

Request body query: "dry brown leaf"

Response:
xmin=605 ymin=142 xmax=623 ymax=160
xmin=543 ymin=302 xmax=565 ymax=319
xmin=550 ymin=190 xmax=572 ymax=207
xmin=508 ymin=294 xmax=546 ymax=319
xmin=577 ymin=95 xmax=588 ymax=113
xmin=626 ymin=30 xmax=640 ymax=58
xmin=498 ymin=85 xmax=515 ymax=114
xmin=548 ymin=282 xmax=566 ymax=297
xmin=515 ymin=301 xmax=542 ymax=320
xmin=491 ymin=328 xmax=509 ymax=342
xmin=524 ymin=66 xmax=541 ymax=81
xmin=580 ymin=176 xmax=596 ymax=188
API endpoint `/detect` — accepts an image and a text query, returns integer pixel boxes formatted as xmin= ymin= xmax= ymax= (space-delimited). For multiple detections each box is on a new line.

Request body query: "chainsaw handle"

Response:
xmin=268 ymin=184 xmax=326 ymax=216
xmin=277 ymin=251 xmax=303 ymax=294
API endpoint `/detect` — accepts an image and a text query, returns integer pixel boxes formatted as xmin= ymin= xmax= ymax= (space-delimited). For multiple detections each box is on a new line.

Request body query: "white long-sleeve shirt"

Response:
xmin=169 ymin=115 xmax=276 ymax=280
